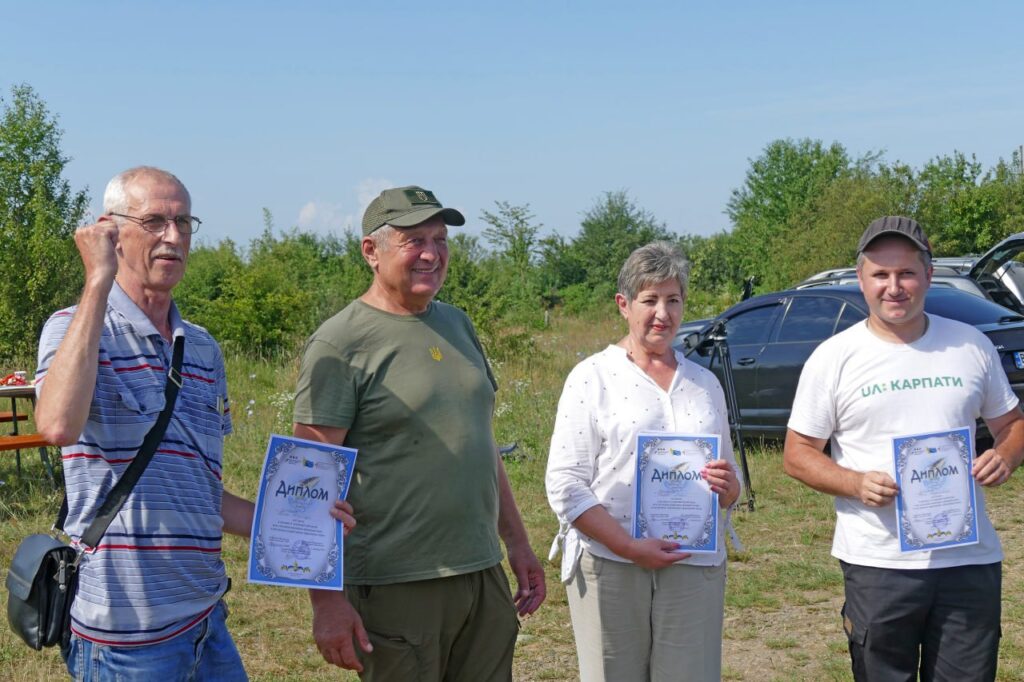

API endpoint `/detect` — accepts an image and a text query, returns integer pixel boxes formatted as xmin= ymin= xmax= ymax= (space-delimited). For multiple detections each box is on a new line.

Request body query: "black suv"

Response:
xmin=675 ymin=285 xmax=1024 ymax=440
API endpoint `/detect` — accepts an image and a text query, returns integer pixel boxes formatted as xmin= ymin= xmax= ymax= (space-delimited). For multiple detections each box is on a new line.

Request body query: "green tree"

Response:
xmin=727 ymin=138 xmax=853 ymax=227
xmin=439 ymin=233 xmax=497 ymax=326
xmin=571 ymin=190 xmax=672 ymax=303
xmin=176 ymin=221 xmax=372 ymax=355
xmin=438 ymin=233 xmax=539 ymax=359
xmin=687 ymin=231 xmax=742 ymax=294
xmin=864 ymin=151 xmax=1024 ymax=258
xmin=913 ymin=152 xmax=1002 ymax=255
xmin=763 ymin=170 xmax=907 ymax=289
xmin=174 ymin=239 xmax=244 ymax=327
xmin=480 ymin=201 xmax=541 ymax=276
xmin=727 ymin=139 xmax=861 ymax=285
xmin=986 ymin=153 xmax=1024 ymax=238
xmin=0 ymin=84 xmax=89 ymax=361
xmin=532 ymin=233 xmax=583 ymax=313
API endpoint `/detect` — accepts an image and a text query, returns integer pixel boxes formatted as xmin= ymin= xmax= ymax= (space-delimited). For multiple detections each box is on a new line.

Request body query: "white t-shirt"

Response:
xmin=788 ymin=315 xmax=1017 ymax=569
xmin=546 ymin=345 xmax=741 ymax=579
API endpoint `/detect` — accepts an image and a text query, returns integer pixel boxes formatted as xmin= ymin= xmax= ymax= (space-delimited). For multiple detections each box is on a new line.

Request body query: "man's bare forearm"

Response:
xmin=221 ymin=491 xmax=255 ymax=537
xmin=783 ymin=433 xmax=860 ymax=498
xmin=495 ymin=453 xmax=531 ymax=550
xmin=990 ymin=408 xmax=1024 ymax=471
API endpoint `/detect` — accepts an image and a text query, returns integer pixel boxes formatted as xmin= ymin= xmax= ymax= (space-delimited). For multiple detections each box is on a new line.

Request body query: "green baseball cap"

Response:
xmin=361 ymin=185 xmax=466 ymax=236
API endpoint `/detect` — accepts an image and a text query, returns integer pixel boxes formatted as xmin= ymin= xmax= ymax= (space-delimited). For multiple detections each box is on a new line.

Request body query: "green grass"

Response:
xmin=3 ymin=313 xmax=1024 ymax=680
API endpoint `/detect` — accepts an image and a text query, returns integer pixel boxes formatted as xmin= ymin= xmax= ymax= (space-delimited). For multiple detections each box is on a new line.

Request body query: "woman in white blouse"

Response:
xmin=546 ymin=241 xmax=741 ymax=682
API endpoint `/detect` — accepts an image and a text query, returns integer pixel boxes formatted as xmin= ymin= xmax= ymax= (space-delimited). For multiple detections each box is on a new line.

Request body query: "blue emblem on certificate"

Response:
xmin=632 ymin=432 xmax=719 ymax=554
xmin=892 ymin=427 xmax=978 ymax=553
xmin=247 ymin=434 xmax=357 ymax=589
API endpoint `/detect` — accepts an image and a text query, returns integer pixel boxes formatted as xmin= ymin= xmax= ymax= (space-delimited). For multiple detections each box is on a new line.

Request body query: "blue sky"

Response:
xmin=3 ymin=2 xmax=1022 ymax=248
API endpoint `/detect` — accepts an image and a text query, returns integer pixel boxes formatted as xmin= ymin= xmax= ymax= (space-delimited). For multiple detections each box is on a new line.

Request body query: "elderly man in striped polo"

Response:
xmin=34 ymin=167 xmax=351 ymax=680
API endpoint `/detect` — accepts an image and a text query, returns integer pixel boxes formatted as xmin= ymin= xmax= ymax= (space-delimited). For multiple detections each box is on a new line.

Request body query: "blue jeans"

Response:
xmin=62 ymin=601 xmax=247 ymax=681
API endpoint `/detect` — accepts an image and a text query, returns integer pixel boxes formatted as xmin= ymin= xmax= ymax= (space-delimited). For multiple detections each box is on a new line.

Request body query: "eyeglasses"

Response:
xmin=109 ymin=213 xmax=202 ymax=235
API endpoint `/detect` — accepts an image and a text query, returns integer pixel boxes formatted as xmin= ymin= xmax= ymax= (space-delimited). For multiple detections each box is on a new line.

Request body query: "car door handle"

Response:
xmin=736 ymin=357 xmax=756 ymax=366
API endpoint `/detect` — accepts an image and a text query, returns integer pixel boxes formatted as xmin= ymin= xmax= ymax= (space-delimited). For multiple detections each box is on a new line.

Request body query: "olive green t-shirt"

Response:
xmin=293 ymin=299 xmax=503 ymax=584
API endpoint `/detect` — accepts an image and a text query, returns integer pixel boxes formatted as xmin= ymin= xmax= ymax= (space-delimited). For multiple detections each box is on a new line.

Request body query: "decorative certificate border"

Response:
xmin=892 ymin=426 xmax=978 ymax=553
xmin=247 ymin=434 xmax=357 ymax=589
xmin=632 ymin=431 xmax=719 ymax=554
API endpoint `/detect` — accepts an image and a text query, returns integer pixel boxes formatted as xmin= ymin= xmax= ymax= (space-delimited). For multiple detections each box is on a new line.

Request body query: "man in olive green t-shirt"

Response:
xmin=293 ymin=186 xmax=546 ymax=681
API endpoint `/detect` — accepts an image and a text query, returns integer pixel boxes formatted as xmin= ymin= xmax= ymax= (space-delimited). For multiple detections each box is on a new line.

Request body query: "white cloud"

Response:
xmin=295 ymin=179 xmax=398 ymax=237
xmin=297 ymin=202 xmax=319 ymax=225
xmin=296 ymin=200 xmax=348 ymax=234
xmin=355 ymin=178 xmax=394 ymax=216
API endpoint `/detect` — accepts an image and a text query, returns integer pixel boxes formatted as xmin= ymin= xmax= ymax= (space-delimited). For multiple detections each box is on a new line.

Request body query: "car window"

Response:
xmin=1001 ymin=261 xmax=1024 ymax=291
xmin=835 ymin=303 xmax=867 ymax=333
xmin=924 ymin=289 xmax=1024 ymax=324
xmin=777 ymin=297 xmax=844 ymax=343
xmin=724 ymin=304 xmax=780 ymax=345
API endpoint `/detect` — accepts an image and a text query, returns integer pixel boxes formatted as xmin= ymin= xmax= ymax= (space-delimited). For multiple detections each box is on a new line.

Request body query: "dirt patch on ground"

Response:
xmin=722 ymin=595 xmax=849 ymax=681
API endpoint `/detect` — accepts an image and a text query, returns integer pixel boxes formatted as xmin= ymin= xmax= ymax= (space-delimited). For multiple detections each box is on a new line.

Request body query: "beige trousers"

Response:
xmin=566 ymin=551 xmax=726 ymax=682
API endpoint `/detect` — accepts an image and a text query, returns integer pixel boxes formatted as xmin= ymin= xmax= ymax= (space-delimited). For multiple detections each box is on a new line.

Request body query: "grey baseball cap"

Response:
xmin=857 ymin=216 xmax=932 ymax=255
xmin=361 ymin=186 xmax=465 ymax=236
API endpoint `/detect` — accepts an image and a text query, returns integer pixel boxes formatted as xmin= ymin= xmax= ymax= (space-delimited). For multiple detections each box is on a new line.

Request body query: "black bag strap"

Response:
xmin=55 ymin=336 xmax=185 ymax=550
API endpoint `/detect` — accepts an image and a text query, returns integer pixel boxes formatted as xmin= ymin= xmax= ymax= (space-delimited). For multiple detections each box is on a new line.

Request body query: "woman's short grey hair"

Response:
xmin=103 ymin=166 xmax=189 ymax=215
xmin=617 ymin=240 xmax=690 ymax=302
xmin=368 ymin=224 xmax=398 ymax=253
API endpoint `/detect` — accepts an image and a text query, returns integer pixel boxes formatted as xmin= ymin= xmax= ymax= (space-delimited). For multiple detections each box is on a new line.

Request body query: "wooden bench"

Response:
xmin=0 ymin=411 xmax=28 ymax=423
xmin=0 ymin=433 xmax=57 ymax=488
xmin=0 ymin=434 xmax=50 ymax=450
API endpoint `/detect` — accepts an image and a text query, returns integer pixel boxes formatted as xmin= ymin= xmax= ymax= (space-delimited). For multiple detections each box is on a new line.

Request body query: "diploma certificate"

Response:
xmin=892 ymin=427 xmax=978 ymax=553
xmin=247 ymin=434 xmax=357 ymax=589
xmin=632 ymin=432 xmax=719 ymax=554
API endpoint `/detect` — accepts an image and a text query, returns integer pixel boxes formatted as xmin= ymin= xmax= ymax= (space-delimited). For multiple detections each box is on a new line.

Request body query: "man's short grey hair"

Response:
xmin=855 ymin=236 xmax=933 ymax=271
xmin=368 ymin=224 xmax=398 ymax=253
xmin=103 ymin=166 xmax=190 ymax=215
xmin=617 ymin=241 xmax=690 ymax=302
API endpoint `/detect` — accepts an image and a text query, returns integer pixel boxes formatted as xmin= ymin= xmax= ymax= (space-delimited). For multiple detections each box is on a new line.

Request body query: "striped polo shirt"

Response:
xmin=36 ymin=283 xmax=233 ymax=646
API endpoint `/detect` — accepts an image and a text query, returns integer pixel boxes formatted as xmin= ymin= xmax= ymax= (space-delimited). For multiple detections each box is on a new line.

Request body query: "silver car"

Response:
xmin=796 ymin=232 xmax=1024 ymax=313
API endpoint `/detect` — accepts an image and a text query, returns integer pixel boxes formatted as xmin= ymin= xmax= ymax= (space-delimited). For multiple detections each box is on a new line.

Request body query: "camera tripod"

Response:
xmin=703 ymin=320 xmax=756 ymax=512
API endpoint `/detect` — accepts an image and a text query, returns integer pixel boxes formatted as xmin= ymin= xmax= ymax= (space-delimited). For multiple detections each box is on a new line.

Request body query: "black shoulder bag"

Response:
xmin=5 ymin=336 xmax=184 ymax=650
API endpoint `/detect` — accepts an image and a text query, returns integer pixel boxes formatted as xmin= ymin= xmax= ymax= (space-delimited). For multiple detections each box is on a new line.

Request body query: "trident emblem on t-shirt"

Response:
xmin=430 ymin=346 xmax=443 ymax=361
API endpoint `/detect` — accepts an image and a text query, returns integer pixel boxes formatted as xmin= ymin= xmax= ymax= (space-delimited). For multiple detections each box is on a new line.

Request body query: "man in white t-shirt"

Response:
xmin=784 ymin=216 xmax=1024 ymax=681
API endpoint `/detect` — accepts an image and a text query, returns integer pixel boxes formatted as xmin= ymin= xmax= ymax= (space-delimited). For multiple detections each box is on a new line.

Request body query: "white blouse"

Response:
xmin=545 ymin=344 xmax=741 ymax=581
